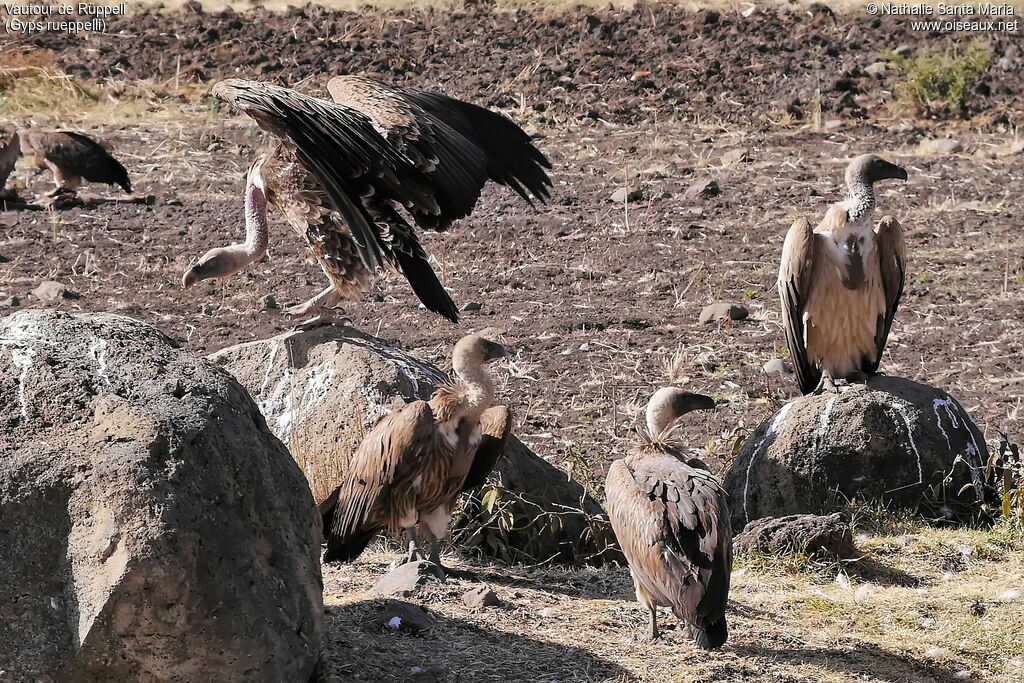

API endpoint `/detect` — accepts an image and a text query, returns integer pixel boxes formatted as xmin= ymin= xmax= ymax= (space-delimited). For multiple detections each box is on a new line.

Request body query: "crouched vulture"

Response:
xmin=320 ymin=334 xmax=511 ymax=579
xmin=605 ymin=387 xmax=732 ymax=648
xmin=182 ymin=77 xmax=552 ymax=325
xmin=779 ymin=153 xmax=908 ymax=394
xmin=18 ymin=129 xmax=132 ymax=196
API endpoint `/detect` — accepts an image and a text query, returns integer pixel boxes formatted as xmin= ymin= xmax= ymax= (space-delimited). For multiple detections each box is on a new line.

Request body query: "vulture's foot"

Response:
xmin=48 ymin=185 xmax=77 ymax=198
xmin=435 ymin=565 xmax=478 ymax=581
xmin=284 ymin=285 xmax=342 ymax=317
xmin=290 ymin=310 xmax=351 ymax=331
xmin=811 ymin=372 xmax=839 ymax=395
xmin=846 ymin=370 xmax=869 ymax=385
xmin=427 ymin=545 xmax=476 ymax=580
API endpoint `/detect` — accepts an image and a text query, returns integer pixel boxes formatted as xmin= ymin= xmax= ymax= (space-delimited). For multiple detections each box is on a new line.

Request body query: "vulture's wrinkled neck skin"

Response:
xmin=844 ymin=154 xmax=907 ymax=224
xmin=182 ymin=178 xmax=269 ymax=288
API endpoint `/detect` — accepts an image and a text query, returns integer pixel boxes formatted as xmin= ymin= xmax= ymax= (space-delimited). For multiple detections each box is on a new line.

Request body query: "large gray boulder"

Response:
xmin=723 ymin=376 xmax=989 ymax=530
xmin=209 ymin=326 xmax=618 ymax=565
xmin=0 ymin=310 xmax=323 ymax=682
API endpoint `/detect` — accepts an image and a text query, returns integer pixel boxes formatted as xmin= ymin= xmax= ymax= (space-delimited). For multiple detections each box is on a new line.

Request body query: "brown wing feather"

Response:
xmin=324 ymin=401 xmax=436 ymax=562
xmin=868 ymin=215 xmax=906 ymax=375
xmin=605 ymin=452 xmax=732 ymax=626
xmin=460 ymin=405 xmax=512 ymax=492
xmin=778 ymin=217 xmax=820 ymax=394
xmin=25 ymin=131 xmax=132 ymax=192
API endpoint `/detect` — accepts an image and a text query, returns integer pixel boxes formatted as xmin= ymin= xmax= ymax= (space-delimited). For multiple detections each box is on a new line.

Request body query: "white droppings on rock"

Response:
xmin=89 ymin=338 xmax=110 ymax=386
xmin=11 ymin=347 xmax=35 ymax=420
xmin=814 ymin=395 xmax=838 ymax=458
xmin=933 ymin=395 xmax=986 ymax=495
xmin=260 ymin=361 xmax=335 ymax=445
xmin=742 ymin=401 xmax=794 ymax=521
xmin=259 ymin=340 xmax=281 ymax=398
xmin=387 ymin=616 xmax=402 ymax=629
xmin=883 ymin=394 xmax=924 ymax=490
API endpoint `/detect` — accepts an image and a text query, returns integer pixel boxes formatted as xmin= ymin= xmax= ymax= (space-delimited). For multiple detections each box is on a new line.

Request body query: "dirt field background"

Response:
xmin=2 ymin=1 xmax=1023 ymax=681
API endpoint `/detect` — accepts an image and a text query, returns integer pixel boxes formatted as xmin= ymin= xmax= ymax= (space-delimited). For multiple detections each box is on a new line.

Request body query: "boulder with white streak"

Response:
xmin=722 ymin=376 xmax=991 ymax=530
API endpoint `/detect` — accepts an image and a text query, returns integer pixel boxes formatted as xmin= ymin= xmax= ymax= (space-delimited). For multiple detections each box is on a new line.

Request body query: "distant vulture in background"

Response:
xmin=779 ymin=153 xmax=907 ymax=394
xmin=605 ymin=387 xmax=732 ymax=647
xmin=0 ymin=128 xmax=19 ymax=198
xmin=182 ymin=77 xmax=552 ymax=325
xmin=321 ymin=334 xmax=510 ymax=578
xmin=18 ymin=129 xmax=133 ymax=196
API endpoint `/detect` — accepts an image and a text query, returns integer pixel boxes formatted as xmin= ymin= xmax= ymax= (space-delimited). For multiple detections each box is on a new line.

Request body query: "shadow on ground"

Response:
xmin=316 ymin=599 xmax=632 ymax=683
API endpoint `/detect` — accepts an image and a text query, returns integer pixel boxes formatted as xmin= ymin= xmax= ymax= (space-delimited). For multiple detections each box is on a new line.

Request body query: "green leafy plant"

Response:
xmin=889 ymin=40 xmax=992 ymax=115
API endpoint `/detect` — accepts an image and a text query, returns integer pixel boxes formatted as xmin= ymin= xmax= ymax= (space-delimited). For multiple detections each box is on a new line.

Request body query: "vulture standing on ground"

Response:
xmin=0 ymin=128 xmax=19 ymax=197
xmin=778 ymin=153 xmax=908 ymax=395
xmin=182 ymin=77 xmax=552 ymax=324
xmin=18 ymin=129 xmax=133 ymax=196
xmin=321 ymin=334 xmax=511 ymax=578
xmin=605 ymin=387 xmax=731 ymax=648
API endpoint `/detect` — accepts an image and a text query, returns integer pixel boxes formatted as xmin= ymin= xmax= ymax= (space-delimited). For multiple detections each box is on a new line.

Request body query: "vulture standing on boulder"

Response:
xmin=0 ymin=128 xmax=19 ymax=198
xmin=605 ymin=387 xmax=731 ymax=648
xmin=182 ymin=77 xmax=552 ymax=324
xmin=18 ymin=129 xmax=133 ymax=196
xmin=778 ymin=153 xmax=908 ymax=395
xmin=321 ymin=334 xmax=511 ymax=578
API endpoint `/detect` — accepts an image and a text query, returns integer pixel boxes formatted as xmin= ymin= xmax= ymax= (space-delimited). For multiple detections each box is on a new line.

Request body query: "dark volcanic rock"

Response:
xmin=735 ymin=513 xmax=855 ymax=559
xmin=0 ymin=310 xmax=322 ymax=682
xmin=723 ymin=376 xmax=990 ymax=530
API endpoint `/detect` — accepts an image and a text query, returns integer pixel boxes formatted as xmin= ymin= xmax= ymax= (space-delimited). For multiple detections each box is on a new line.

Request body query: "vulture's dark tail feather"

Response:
xmin=402 ymin=91 xmax=553 ymax=205
xmin=689 ymin=619 xmax=728 ymax=650
xmin=323 ymin=523 xmax=380 ymax=563
xmin=394 ymin=243 xmax=460 ymax=324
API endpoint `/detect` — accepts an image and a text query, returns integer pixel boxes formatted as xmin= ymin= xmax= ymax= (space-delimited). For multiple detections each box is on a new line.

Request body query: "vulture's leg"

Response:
xmin=420 ymin=506 xmax=476 ymax=580
xmin=812 ymin=370 xmax=839 ymax=395
xmin=46 ymin=162 xmax=77 ymax=196
xmin=403 ymin=525 xmax=426 ymax=564
xmin=285 ymin=285 xmax=350 ymax=330
xmin=425 ymin=535 xmax=477 ymax=581
xmin=647 ymin=605 xmax=659 ymax=641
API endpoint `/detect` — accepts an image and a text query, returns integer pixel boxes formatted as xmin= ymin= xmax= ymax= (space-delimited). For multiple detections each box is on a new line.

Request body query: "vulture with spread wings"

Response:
xmin=183 ymin=77 xmax=552 ymax=324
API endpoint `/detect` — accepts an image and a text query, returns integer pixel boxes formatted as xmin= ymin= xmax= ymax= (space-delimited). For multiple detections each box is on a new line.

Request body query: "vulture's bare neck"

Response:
xmin=451 ymin=358 xmax=495 ymax=423
xmin=240 ymin=180 xmax=270 ymax=263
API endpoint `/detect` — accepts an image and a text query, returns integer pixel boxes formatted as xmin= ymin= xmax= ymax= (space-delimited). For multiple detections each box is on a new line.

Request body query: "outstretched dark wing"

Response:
xmin=213 ymin=78 xmax=552 ymax=279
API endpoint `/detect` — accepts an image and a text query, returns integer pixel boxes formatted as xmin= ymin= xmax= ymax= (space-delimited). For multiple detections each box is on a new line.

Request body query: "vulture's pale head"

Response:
xmin=645 ymin=386 xmax=715 ymax=438
xmin=846 ymin=154 xmax=908 ymax=188
xmin=452 ymin=335 xmax=507 ymax=373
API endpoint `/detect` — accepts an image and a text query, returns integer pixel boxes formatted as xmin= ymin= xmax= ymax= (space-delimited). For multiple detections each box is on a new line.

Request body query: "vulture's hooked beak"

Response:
xmin=874 ymin=159 xmax=908 ymax=183
xmin=682 ymin=393 xmax=716 ymax=414
xmin=482 ymin=340 xmax=508 ymax=362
